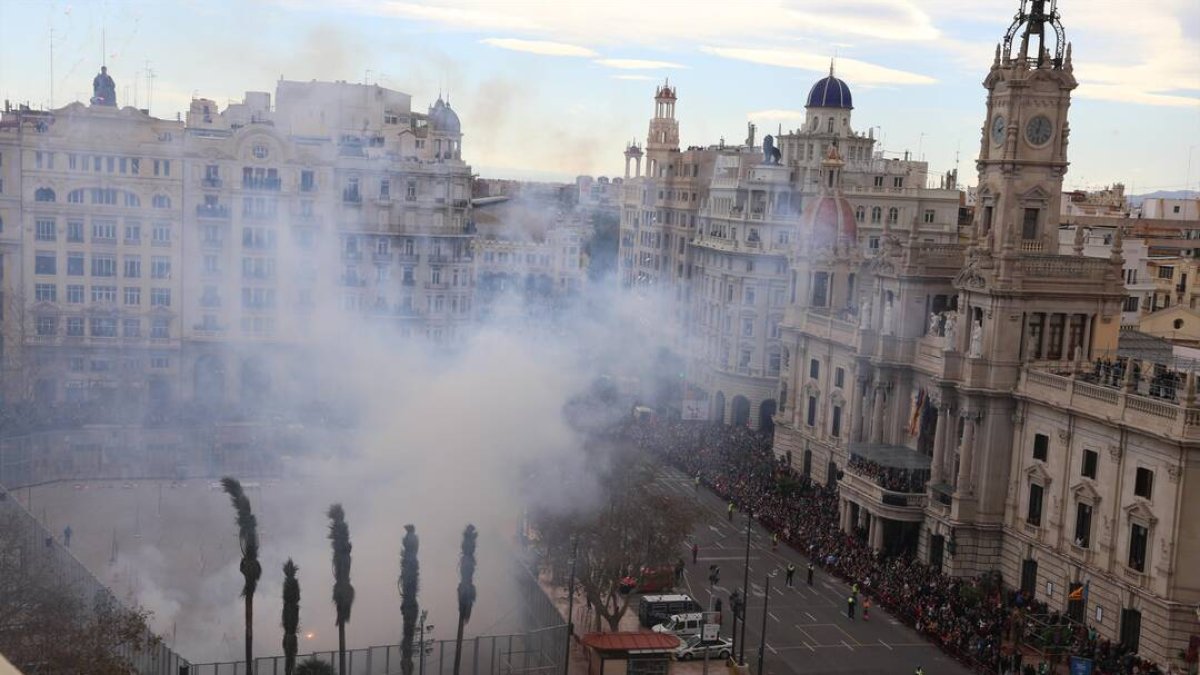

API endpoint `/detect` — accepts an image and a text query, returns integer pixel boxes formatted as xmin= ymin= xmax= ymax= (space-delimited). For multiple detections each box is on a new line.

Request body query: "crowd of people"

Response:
xmin=622 ymin=417 xmax=1166 ymax=675
xmin=1083 ymin=357 xmax=1187 ymax=402
xmin=846 ymin=455 xmax=930 ymax=493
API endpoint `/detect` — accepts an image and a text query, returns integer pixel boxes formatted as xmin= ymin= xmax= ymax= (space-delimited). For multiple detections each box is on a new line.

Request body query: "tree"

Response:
xmin=399 ymin=524 xmax=420 ymax=675
xmin=453 ymin=524 xmax=478 ymax=675
xmin=529 ymin=444 xmax=699 ymax=631
xmin=295 ymin=657 xmax=336 ymax=675
xmin=328 ymin=504 xmax=355 ymax=675
xmin=222 ymin=476 xmax=262 ymax=674
xmin=282 ymin=559 xmax=301 ymax=675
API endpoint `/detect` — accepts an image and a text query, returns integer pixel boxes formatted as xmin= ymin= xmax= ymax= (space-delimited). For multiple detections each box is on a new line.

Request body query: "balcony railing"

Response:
xmin=202 ymin=177 xmax=222 ymax=188
xmin=196 ymin=204 xmax=230 ymax=219
xmin=242 ymin=177 xmax=281 ymax=191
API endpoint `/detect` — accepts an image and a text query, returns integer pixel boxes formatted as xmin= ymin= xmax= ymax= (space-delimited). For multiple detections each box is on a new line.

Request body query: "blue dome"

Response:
xmin=806 ymin=76 xmax=853 ymax=109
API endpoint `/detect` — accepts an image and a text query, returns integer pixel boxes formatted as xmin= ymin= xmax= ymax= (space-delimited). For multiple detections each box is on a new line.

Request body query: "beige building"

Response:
xmin=770 ymin=5 xmax=1198 ymax=666
xmin=0 ymin=76 xmax=475 ymax=411
xmin=618 ymin=74 xmax=962 ymax=427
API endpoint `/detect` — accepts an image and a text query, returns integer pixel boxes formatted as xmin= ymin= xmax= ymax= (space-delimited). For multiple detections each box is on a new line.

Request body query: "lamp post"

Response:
xmin=757 ymin=574 xmax=773 ymax=675
xmin=418 ymin=611 xmax=435 ymax=675
xmin=563 ymin=538 xmax=578 ymax=675
xmin=739 ymin=510 xmax=752 ymax=664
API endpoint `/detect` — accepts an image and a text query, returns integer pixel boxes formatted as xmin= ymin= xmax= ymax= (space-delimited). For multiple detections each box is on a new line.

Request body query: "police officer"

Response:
xmin=785 ymin=563 xmax=795 ymax=588
xmin=806 ymin=562 xmax=814 ymax=586
xmin=846 ymin=594 xmax=855 ymax=619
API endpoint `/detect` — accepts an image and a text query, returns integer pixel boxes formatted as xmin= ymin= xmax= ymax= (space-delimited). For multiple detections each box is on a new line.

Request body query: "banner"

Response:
xmin=682 ymin=399 xmax=708 ymax=420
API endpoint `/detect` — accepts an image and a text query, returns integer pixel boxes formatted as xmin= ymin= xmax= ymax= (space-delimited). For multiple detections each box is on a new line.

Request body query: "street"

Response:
xmin=658 ymin=467 xmax=974 ymax=675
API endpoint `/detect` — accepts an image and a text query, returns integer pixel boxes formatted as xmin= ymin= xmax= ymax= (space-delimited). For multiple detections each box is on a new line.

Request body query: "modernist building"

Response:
xmin=771 ymin=2 xmax=1196 ymax=665
xmin=618 ymin=75 xmax=962 ymax=429
xmin=0 ymin=77 xmax=475 ymax=410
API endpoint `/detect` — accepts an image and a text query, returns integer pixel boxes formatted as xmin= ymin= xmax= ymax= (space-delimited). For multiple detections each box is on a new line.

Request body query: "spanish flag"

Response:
xmin=908 ymin=390 xmax=926 ymax=437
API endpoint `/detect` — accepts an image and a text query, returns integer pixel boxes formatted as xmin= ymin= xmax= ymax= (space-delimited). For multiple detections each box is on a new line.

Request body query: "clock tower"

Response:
xmin=937 ymin=0 xmax=1126 ymax=575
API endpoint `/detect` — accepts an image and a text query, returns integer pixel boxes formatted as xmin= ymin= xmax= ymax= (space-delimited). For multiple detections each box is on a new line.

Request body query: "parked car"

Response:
xmin=652 ymin=613 xmax=706 ymax=637
xmin=638 ymin=594 xmax=702 ymax=628
xmin=674 ymin=635 xmax=732 ymax=661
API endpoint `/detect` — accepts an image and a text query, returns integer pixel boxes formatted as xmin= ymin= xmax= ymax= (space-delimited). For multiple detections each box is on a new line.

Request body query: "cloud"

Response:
xmin=594 ymin=59 xmax=687 ymax=70
xmin=612 ymin=75 xmax=658 ymax=81
xmin=700 ymin=46 xmax=936 ymax=85
xmin=480 ymin=38 xmax=598 ymax=58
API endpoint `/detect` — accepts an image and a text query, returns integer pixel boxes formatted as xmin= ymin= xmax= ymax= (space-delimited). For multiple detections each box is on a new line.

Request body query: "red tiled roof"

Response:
xmin=581 ymin=632 xmax=680 ymax=653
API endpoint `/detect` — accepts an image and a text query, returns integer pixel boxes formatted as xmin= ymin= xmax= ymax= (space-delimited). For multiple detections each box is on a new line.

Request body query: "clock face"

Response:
xmin=1025 ymin=115 xmax=1054 ymax=146
xmin=991 ymin=116 xmax=1006 ymax=145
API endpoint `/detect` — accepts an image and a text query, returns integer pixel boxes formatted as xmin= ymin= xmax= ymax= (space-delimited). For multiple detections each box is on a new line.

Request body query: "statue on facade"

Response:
xmin=969 ymin=319 xmax=984 ymax=358
xmin=762 ymin=135 xmax=781 ymax=165
xmin=859 ymin=296 xmax=873 ymax=330
xmin=928 ymin=312 xmax=944 ymax=337
xmin=943 ymin=313 xmax=958 ymax=351
xmin=882 ymin=300 xmax=895 ymax=336
xmin=92 ymin=66 xmax=116 ymax=107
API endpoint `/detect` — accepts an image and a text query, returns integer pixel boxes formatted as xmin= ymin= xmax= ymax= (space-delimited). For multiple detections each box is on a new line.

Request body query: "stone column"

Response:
xmin=869 ymin=515 xmax=884 ymax=551
xmin=930 ymin=404 xmax=949 ymax=484
xmin=851 ymin=377 xmax=868 ymax=442
xmin=869 ymin=384 xmax=886 ymax=444
xmin=956 ymin=412 xmax=977 ymax=495
xmin=839 ymin=499 xmax=850 ymax=533
xmin=1038 ymin=312 xmax=1049 ymax=360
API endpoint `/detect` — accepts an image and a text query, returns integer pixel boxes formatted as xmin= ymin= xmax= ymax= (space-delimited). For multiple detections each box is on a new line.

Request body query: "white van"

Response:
xmin=652 ymin=613 xmax=706 ymax=637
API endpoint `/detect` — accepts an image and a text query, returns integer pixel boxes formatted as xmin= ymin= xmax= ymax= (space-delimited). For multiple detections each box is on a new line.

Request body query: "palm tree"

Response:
xmin=327 ymin=504 xmax=355 ymax=675
xmin=282 ymin=559 xmax=300 ymax=675
xmin=399 ymin=524 xmax=420 ymax=675
xmin=295 ymin=657 xmax=335 ymax=675
xmin=221 ymin=477 xmax=262 ymax=674
xmin=453 ymin=524 xmax=478 ymax=675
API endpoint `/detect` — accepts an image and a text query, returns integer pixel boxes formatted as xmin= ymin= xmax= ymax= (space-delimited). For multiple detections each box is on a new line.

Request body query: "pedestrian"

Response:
xmin=63 ymin=525 xmax=72 ymax=548
xmin=846 ymin=595 xmax=855 ymax=620
xmin=714 ymin=597 xmax=723 ymax=625
xmin=694 ymin=474 xmax=701 ymax=491
xmin=851 ymin=582 xmax=859 ymax=598
xmin=727 ymin=501 xmax=735 ymax=522
xmin=806 ymin=562 xmax=814 ymax=586
xmin=914 ymin=667 xmax=924 ymax=675
xmin=692 ymin=542 xmax=699 ymax=564
xmin=675 ymin=558 xmax=686 ymax=585
xmin=863 ymin=598 xmax=871 ymax=621
xmin=785 ymin=563 xmax=795 ymax=588
xmin=771 ymin=533 xmax=779 ymax=550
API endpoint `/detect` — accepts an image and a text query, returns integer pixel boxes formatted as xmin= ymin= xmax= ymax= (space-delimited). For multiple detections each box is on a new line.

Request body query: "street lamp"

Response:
xmin=563 ymin=538 xmax=578 ymax=675
xmin=418 ymin=610 xmax=435 ymax=675
xmin=739 ymin=510 xmax=752 ymax=665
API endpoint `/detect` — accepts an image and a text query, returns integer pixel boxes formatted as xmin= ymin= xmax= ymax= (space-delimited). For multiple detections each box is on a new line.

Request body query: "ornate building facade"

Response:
xmin=772 ymin=2 xmax=1196 ymax=665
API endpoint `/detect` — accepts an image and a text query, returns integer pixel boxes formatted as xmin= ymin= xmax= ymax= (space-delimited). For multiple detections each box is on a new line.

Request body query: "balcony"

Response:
xmin=196 ymin=204 xmax=231 ymax=219
xmin=838 ymin=443 xmax=931 ymax=520
xmin=242 ymin=177 xmax=281 ymax=191
xmin=452 ymin=199 xmax=470 ymax=209
xmin=425 ymin=281 xmax=450 ymax=290
xmin=373 ymin=251 xmax=393 ymax=262
xmin=343 ymin=190 xmax=362 ymax=204
xmin=202 ymin=177 xmax=222 ymax=188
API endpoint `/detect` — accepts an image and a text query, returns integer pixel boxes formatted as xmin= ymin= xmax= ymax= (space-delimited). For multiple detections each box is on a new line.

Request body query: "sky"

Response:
xmin=0 ymin=0 xmax=1197 ymax=192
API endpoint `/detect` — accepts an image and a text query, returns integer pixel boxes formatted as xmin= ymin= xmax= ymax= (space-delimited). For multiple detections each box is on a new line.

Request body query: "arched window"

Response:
xmin=887 ymin=207 xmax=899 ymax=224
xmin=871 ymin=207 xmax=882 ymax=223
xmin=34 ymin=187 xmax=55 ymax=202
xmin=827 ymin=117 xmax=834 ymax=133
xmin=855 ymin=206 xmax=865 ymax=222
xmin=152 ymin=195 xmax=171 ymax=209
xmin=68 ymin=189 xmax=85 ymax=203
xmin=124 ymin=192 xmax=141 ymax=207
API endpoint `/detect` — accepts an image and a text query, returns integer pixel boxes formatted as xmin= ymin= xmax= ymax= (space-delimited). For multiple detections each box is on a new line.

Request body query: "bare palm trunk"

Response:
xmin=453 ymin=615 xmax=466 ymax=675
xmin=339 ymin=622 xmax=346 ymax=675
xmin=246 ymin=594 xmax=254 ymax=674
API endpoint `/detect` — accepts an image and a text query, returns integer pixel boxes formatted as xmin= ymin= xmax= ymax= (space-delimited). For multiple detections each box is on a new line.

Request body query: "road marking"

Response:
xmin=804 ymin=612 xmax=817 ymax=622
xmin=700 ymin=556 xmax=758 ymax=561
xmin=878 ymin=640 xmax=893 ymax=651
xmin=768 ymin=612 xmax=780 ymax=623
xmin=767 ymin=643 xmax=777 ymax=655
xmin=841 ymin=640 xmax=855 ymax=651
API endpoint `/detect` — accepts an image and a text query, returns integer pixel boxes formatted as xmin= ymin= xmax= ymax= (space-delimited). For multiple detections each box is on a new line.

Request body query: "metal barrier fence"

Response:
xmin=187 ymin=632 xmax=559 ymax=675
xmin=0 ymin=483 xmax=189 ymax=674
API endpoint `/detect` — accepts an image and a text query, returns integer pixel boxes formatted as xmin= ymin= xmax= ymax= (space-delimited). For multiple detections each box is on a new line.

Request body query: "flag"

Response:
xmin=1068 ymin=586 xmax=1084 ymax=601
xmin=908 ymin=389 xmax=925 ymax=437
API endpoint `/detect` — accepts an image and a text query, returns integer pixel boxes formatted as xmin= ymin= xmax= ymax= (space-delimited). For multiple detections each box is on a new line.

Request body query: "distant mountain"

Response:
xmin=1129 ymin=190 xmax=1198 ymax=207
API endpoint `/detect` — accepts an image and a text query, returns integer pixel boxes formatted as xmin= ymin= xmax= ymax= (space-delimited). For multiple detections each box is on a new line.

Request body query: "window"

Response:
xmin=66 ymin=284 xmax=84 ymax=303
xmin=124 ymin=192 xmax=140 ymax=207
xmin=123 ymin=318 xmax=141 ymax=337
xmin=91 ymin=255 xmax=116 ymax=277
xmin=893 ymin=177 xmax=904 ymax=188
xmin=1128 ymin=523 xmax=1148 ymax=572
xmin=380 ymin=179 xmax=390 ymax=200
xmin=35 ymin=252 xmax=56 ymax=275
xmin=809 ymin=359 xmax=820 ymax=379
xmin=741 ymin=318 xmax=754 ymax=338
xmin=1124 ymin=296 xmax=1140 ymax=312
xmin=1134 ymin=468 xmax=1154 ymax=499
xmin=67 ymin=220 xmax=84 ymax=242
xmin=744 ymin=286 xmax=756 ymax=305
xmin=203 ymin=255 xmax=219 ymax=274
xmin=36 ymin=316 xmax=57 ymax=336
xmin=252 ymin=145 xmax=268 ymax=160
xmin=406 ymin=181 xmax=417 ymax=201
xmin=1158 ymin=266 xmax=1175 ymax=280
xmin=806 ymin=396 xmax=818 ymax=427
xmin=34 ymin=283 xmax=57 ymax=302
xmin=1032 ymin=433 xmax=1049 ymax=461
xmin=768 ymin=351 xmax=781 ymax=375
xmin=1027 ymin=483 xmax=1044 ymax=526
xmin=125 ymin=223 xmax=141 ymax=244
xmin=124 ymin=287 xmax=141 ymax=306
xmin=91 ymin=285 xmax=116 ymax=303
xmin=923 ymin=209 xmax=935 ymax=224
xmin=91 ymin=188 xmax=116 ymax=205
xmin=873 ymin=176 xmax=884 ymax=188
xmin=152 ymin=194 xmax=171 ymax=209
xmin=92 ymin=220 xmax=117 ymax=241
xmin=871 ymin=207 xmax=882 ymax=223
xmin=1082 ymin=449 xmax=1098 ymax=479
xmin=35 ymin=219 xmax=56 ymax=241
xmin=152 ymin=223 xmax=171 ymax=245
xmin=124 ymin=257 xmax=141 ymax=278
xmin=887 ymin=207 xmax=899 ymax=224
xmin=855 ymin=206 xmax=865 ymax=222
xmin=150 ymin=288 xmax=171 ymax=307
xmin=150 ymin=317 xmax=170 ymax=339
xmin=151 ymin=256 xmax=171 ymax=279
xmin=90 ymin=317 xmax=117 ymax=337
xmin=34 ymin=187 xmax=55 ymax=202
xmin=1022 ymin=208 xmax=1039 ymax=240
xmin=1074 ymin=503 xmax=1092 ymax=548
xmin=66 ymin=317 xmax=84 ymax=336
xmin=300 ymin=170 xmax=315 ymax=192
xmin=151 ymin=356 xmax=170 ymax=369
xmin=153 ymin=159 xmax=171 ymax=176
xmin=834 ymin=367 xmax=845 ymax=388
xmin=831 ymin=405 xmax=843 ymax=438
